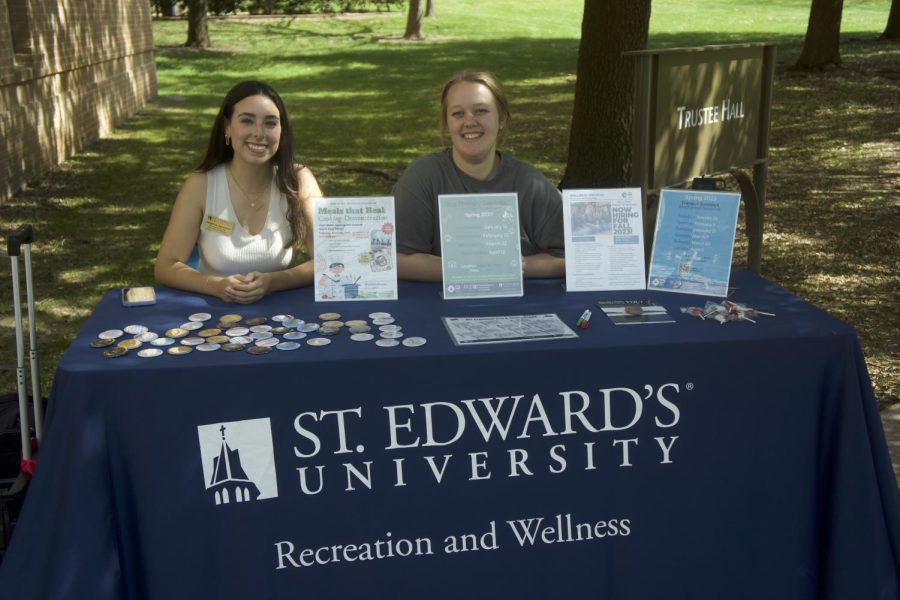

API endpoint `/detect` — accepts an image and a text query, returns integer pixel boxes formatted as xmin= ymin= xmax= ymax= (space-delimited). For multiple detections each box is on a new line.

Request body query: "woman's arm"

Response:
xmin=398 ymin=252 xmax=564 ymax=282
xmin=154 ymin=172 xmax=235 ymax=300
xmin=397 ymin=252 xmax=443 ymax=282
xmin=522 ymin=252 xmax=565 ymax=279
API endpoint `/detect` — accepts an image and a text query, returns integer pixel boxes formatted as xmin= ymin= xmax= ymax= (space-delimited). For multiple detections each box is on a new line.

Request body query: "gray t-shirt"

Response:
xmin=392 ymin=149 xmax=564 ymax=257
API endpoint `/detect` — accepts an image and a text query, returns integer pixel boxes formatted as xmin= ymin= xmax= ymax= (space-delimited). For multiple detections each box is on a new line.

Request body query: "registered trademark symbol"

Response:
xmin=686 ymin=382 xmax=694 ymax=391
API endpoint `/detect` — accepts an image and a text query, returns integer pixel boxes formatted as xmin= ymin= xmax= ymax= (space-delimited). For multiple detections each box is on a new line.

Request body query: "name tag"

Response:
xmin=202 ymin=215 xmax=233 ymax=236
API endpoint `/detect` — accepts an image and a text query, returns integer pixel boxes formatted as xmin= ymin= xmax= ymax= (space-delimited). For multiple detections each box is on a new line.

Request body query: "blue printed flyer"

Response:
xmin=647 ymin=189 xmax=740 ymax=297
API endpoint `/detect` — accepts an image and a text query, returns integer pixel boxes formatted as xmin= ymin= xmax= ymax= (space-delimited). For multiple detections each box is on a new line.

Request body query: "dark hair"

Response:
xmin=197 ymin=80 xmax=308 ymax=248
xmin=439 ymin=69 xmax=511 ymax=137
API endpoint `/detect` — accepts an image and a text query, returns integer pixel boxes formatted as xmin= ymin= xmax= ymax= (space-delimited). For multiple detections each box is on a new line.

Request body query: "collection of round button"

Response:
xmin=89 ymin=311 xmax=427 ymax=358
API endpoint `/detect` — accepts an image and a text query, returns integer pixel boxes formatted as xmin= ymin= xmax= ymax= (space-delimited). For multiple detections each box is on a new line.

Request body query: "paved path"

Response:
xmin=882 ymin=404 xmax=900 ymax=484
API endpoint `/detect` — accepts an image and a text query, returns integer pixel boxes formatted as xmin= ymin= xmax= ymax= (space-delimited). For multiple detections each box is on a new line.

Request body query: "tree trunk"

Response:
xmin=186 ymin=0 xmax=210 ymax=49
xmin=426 ymin=0 xmax=435 ymax=18
xmin=795 ymin=0 xmax=843 ymax=69
xmin=560 ymin=1 xmax=651 ymax=189
xmin=404 ymin=0 xmax=425 ymax=40
xmin=882 ymin=0 xmax=900 ymax=40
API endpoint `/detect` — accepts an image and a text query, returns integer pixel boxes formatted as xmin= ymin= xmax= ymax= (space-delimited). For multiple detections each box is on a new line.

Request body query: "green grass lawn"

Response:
xmin=1 ymin=0 xmax=897 ymax=403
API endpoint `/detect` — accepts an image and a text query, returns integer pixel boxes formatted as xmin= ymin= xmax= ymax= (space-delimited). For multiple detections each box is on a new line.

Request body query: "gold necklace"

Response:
xmin=227 ymin=165 xmax=269 ymax=211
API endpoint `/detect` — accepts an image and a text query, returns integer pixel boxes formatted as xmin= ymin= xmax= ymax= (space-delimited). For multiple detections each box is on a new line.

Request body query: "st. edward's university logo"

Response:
xmin=197 ymin=418 xmax=279 ymax=505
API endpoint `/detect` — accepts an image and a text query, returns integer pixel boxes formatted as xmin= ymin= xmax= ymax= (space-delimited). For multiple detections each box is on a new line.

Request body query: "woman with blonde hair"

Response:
xmin=393 ymin=69 xmax=564 ymax=281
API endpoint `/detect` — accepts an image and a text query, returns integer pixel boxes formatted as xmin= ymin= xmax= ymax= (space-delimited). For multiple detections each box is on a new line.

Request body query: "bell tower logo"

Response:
xmin=197 ymin=418 xmax=279 ymax=505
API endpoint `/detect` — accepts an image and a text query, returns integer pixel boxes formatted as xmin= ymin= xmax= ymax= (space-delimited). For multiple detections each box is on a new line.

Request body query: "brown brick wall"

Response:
xmin=0 ymin=0 xmax=157 ymax=204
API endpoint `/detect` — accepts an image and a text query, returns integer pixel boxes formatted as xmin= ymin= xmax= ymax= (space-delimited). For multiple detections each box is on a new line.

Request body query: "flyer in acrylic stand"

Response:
xmin=647 ymin=189 xmax=741 ymax=297
xmin=438 ymin=193 xmax=523 ymax=300
xmin=562 ymin=187 xmax=646 ymax=291
xmin=313 ymin=196 xmax=398 ymax=301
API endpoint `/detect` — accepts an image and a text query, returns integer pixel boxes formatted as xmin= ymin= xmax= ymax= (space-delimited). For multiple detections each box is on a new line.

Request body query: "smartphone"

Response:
xmin=121 ymin=286 xmax=157 ymax=307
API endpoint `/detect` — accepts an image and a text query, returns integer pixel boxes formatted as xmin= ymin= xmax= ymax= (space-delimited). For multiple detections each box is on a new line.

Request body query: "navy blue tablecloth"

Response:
xmin=1 ymin=270 xmax=898 ymax=599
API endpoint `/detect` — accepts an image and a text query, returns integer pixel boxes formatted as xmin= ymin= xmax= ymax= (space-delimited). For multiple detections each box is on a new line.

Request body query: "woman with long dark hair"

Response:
xmin=155 ymin=80 xmax=321 ymax=303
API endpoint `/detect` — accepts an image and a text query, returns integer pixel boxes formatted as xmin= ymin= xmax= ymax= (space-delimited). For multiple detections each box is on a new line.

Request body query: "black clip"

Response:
xmin=691 ymin=177 xmax=719 ymax=191
xmin=7 ymin=224 xmax=34 ymax=257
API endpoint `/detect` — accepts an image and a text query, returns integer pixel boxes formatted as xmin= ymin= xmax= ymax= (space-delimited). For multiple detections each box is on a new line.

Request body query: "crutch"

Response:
xmin=8 ymin=224 xmax=43 ymax=474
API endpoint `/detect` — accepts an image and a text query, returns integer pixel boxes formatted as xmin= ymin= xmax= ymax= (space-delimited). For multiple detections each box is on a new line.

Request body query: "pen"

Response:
xmin=576 ymin=309 xmax=589 ymax=327
xmin=579 ymin=310 xmax=592 ymax=329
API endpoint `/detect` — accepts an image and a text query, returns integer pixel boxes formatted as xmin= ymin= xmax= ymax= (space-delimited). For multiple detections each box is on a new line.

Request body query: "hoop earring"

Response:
xmin=225 ymin=134 xmax=231 ymax=146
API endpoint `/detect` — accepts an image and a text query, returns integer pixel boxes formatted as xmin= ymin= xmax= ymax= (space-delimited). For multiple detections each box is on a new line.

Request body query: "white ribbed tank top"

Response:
xmin=198 ymin=164 xmax=294 ymax=276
